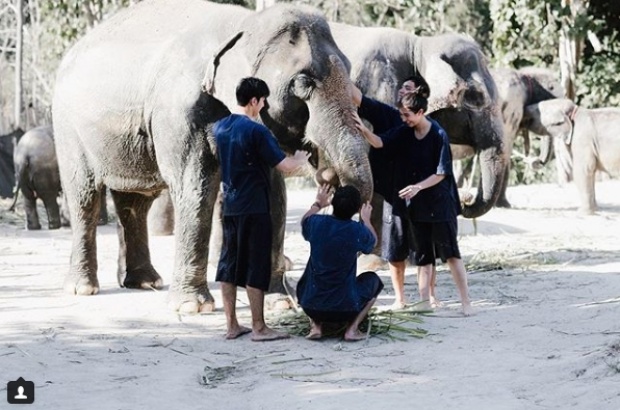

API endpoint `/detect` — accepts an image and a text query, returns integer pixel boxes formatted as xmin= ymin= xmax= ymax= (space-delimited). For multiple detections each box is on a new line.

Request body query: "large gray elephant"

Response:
xmin=329 ymin=23 xmax=506 ymax=219
xmin=489 ymin=67 xmax=563 ymax=207
xmin=9 ymin=126 xmax=62 ymax=230
xmin=524 ymin=98 xmax=620 ymax=214
xmin=52 ymin=0 xmax=371 ymax=313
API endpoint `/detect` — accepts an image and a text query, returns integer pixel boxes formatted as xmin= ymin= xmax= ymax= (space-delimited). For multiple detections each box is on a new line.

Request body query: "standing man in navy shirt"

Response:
xmin=214 ymin=77 xmax=310 ymax=341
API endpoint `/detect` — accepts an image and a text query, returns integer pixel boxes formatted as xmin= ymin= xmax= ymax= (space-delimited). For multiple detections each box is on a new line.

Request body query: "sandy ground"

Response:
xmin=1 ymin=180 xmax=620 ymax=409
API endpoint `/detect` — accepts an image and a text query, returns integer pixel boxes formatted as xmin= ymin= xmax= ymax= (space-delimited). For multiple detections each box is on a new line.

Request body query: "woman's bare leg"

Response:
xmin=447 ymin=257 xmax=473 ymax=316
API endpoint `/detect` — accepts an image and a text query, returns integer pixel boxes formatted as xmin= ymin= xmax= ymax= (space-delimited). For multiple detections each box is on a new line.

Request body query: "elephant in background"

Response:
xmin=486 ymin=66 xmax=564 ymax=207
xmin=52 ymin=0 xmax=371 ymax=313
xmin=9 ymin=126 xmax=62 ymax=230
xmin=329 ymin=23 xmax=507 ymax=220
xmin=8 ymin=126 xmax=108 ymax=229
xmin=523 ymin=98 xmax=620 ymax=214
xmin=0 ymin=128 xmax=25 ymax=198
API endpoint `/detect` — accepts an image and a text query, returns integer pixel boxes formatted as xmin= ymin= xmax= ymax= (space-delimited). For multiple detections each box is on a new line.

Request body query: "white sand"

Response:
xmin=1 ymin=180 xmax=620 ymax=409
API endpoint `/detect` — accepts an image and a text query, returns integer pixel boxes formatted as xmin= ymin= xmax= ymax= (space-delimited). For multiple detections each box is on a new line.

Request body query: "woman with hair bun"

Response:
xmin=354 ymin=89 xmax=473 ymax=316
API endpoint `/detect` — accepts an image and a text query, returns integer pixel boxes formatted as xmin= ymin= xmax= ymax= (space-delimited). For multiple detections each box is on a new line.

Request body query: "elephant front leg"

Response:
xmin=166 ymin=183 xmax=218 ymax=314
xmin=268 ymin=170 xmax=287 ymax=295
xmin=111 ymin=190 xmax=163 ymax=290
xmin=574 ymin=162 xmax=597 ymax=214
xmin=63 ymin=187 xmax=100 ymax=295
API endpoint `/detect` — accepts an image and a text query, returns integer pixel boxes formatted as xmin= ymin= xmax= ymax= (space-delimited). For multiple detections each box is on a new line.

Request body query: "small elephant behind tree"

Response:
xmin=9 ymin=126 xmax=62 ymax=230
xmin=524 ymin=98 xmax=620 ymax=214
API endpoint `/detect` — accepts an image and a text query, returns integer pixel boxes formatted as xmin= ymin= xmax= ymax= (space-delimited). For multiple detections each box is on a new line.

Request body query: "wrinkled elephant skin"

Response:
xmin=524 ymin=98 xmax=620 ymax=214
xmin=52 ymin=0 xmax=370 ymax=311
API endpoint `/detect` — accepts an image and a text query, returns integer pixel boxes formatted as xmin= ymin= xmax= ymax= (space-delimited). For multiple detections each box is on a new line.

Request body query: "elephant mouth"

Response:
xmin=314 ymin=167 xmax=339 ymax=187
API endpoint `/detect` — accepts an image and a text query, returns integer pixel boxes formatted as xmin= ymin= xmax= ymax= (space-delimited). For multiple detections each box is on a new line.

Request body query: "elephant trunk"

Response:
xmin=304 ymin=55 xmax=374 ymax=202
xmin=307 ymin=120 xmax=373 ymax=202
xmin=460 ymin=109 xmax=508 ymax=219
xmin=534 ymin=134 xmax=554 ymax=168
xmin=461 ymin=145 xmax=507 ymax=218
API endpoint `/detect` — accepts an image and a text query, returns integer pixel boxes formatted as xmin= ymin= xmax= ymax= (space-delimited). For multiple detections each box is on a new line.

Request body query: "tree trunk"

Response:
xmin=14 ymin=0 xmax=23 ymax=131
xmin=558 ymin=0 xmax=587 ymax=100
xmin=255 ymin=0 xmax=276 ymax=12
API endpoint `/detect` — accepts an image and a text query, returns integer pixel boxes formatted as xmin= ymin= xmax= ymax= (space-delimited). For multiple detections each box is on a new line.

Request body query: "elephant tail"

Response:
xmin=8 ymin=179 xmax=20 ymax=212
xmin=8 ymin=158 xmax=26 ymax=212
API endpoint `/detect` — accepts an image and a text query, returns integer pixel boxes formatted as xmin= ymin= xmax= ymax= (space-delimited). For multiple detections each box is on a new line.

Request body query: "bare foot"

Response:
xmin=306 ymin=322 xmax=322 ymax=340
xmin=225 ymin=325 xmax=252 ymax=340
xmin=413 ymin=300 xmax=433 ymax=312
xmin=344 ymin=328 xmax=367 ymax=342
xmin=251 ymin=326 xmax=290 ymax=342
xmin=390 ymin=300 xmax=407 ymax=310
xmin=306 ymin=330 xmax=322 ymax=340
xmin=430 ymin=296 xmax=443 ymax=308
xmin=462 ymin=303 xmax=474 ymax=317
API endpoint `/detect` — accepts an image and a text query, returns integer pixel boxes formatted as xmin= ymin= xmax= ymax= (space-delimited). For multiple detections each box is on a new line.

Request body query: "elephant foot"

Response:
xmin=265 ymin=293 xmax=293 ymax=311
xmin=120 ymin=266 xmax=164 ymax=290
xmin=26 ymin=222 xmax=42 ymax=230
xmin=167 ymin=285 xmax=215 ymax=313
xmin=578 ymin=207 xmax=596 ymax=215
xmin=357 ymin=254 xmax=388 ymax=272
xmin=48 ymin=221 xmax=61 ymax=230
xmin=64 ymin=274 xmax=100 ymax=295
xmin=495 ymin=198 xmax=512 ymax=208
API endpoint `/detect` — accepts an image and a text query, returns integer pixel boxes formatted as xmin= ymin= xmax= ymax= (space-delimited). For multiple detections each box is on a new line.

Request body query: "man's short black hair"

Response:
xmin=236 ymin=77 xmax=270 ymax=106
xmin=404 ymin=75 xmax=430 ymax=98
xmin=332 ymin=185 xmax=362 ymax=220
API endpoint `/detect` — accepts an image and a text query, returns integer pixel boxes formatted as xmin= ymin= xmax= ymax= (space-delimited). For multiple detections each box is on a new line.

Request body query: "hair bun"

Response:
xmin=415 ymin=85 xmax=430 ymax=99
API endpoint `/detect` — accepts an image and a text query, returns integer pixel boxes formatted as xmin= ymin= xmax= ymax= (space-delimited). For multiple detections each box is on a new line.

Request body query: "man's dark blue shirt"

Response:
xmin=214 ymin=114 xmax=285 ymax=216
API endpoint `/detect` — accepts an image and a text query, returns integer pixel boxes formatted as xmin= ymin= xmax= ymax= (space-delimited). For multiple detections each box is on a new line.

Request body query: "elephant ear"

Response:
xmin=201 ymin=32 xmax=245 ymax=95
xmin=562 ymin=103 xmax=578 ymax=146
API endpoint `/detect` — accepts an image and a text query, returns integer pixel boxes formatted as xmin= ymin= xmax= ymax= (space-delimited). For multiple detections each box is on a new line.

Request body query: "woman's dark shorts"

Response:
xmin=303 ymin=271 xmax=384 ymax=323
xmin=216 ymin=213 xmax=272 ymax=291
xmin=381 ymin=200 xmax=414 ymax=263
xmin=410 ymin=219 xmax=461 ymax=266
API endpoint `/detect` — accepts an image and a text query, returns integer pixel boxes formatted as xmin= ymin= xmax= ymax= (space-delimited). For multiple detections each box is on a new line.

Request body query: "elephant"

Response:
xmin=488 ymin=66 xmax=564 ymax=207
xmin=329 ymin=23 xmax=507 ymax=220
xmin=9 ymin=126 xmax=62 ymax=230
xmin=8 ymin=126 xmax=109 ymax=229
xmin=0 ymin=128 xmax=25 ymax=198
xmin=52 ymin=0 xmax=371 ymax=313
xmin=523 ymin=98 xmax=620 ymax=214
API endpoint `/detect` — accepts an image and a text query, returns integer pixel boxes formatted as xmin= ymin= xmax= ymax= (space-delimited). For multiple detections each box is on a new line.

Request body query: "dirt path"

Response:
xmin=1 ymin=181 xmax=619 ymax=409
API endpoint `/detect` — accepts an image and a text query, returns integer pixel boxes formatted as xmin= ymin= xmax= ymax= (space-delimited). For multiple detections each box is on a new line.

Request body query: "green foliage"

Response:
xmin=489 ymin=0 xmax=561 ymax=68
xmin=575 ymin=34 xmax=620 ymax=108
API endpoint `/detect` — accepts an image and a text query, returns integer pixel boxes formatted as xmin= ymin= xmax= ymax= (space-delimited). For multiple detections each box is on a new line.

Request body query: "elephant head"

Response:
xmin=415 ymin=34 xmax=494 ymax=113
xmin=523 ymin=98 xmax=577 ymax=182
xmin=524 ymin=99 xmax=577 ymax=145
xmin=329 ymin=24 xmax=507 ymax=218
xmin=202 ymin=5 xmax=372 ymax=200
xmin=414 ymin=34 xmax=507 ymax=218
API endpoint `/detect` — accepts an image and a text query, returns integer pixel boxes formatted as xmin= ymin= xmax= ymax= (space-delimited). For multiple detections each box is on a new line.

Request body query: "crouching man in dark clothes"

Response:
xmin=296 ymin=184 xmax=384 ymax=341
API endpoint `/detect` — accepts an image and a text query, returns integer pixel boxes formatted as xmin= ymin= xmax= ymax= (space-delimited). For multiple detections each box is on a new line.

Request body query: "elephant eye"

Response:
xmin=291 ymin=74 xmax=316 ymax=100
